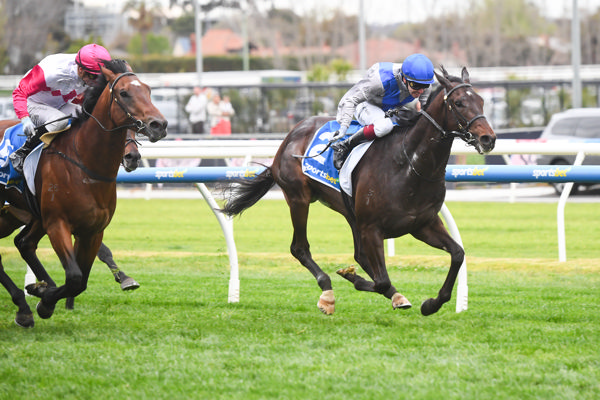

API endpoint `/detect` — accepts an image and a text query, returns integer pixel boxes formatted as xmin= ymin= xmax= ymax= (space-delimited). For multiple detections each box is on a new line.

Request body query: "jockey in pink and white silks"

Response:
xmin=331 ymin=53 xmax=435 ymax=170
xmin=10 ymin=44 xmax=112 ymax=174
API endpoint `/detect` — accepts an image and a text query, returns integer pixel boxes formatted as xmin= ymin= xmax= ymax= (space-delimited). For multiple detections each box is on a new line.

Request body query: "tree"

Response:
xmin=393 ymin=0 xmax=556 ymax=67
xmin=2 ymin=0 xmax=71 ymax=74
xmin=123 ymin=0 xmax=165 ymax=55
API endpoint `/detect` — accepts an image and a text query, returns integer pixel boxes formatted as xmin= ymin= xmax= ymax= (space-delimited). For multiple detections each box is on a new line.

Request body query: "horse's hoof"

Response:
xmin=317 ymin=290 xmax=335 ymax=315
xmin=336 ymin=266 xmax=356 ymax=278
xmin=15 ymin=312 xmax=34 ymax=328
xmin=391 ymin=293 xmax=412 ymax=310
xmin=36 ymin=301 xmax=55 ymax=319
xmin=420 ymin=298 xmax=440 ymax=316
xmin=120 ymin=277 xmax=140 ymax=291
xmin=25 ymin=281 xmax=49 ymax=298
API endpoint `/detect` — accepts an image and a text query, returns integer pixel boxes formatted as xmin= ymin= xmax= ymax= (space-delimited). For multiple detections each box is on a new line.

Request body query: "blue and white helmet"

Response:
xmin=401 ymin=53 xmax=435 ymax=85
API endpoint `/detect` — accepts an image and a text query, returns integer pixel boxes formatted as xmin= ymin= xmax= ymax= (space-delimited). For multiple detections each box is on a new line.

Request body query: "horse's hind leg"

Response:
xmin=287 ymin=198 xmax=334 ymax=314
xmin=412 ymin=216 xmax=465 ymax=316
xmin=14 ymin=220 xmax=57 ymax=293
xmin=97 ymin=242 xmax=139 ymax=291
xmin=0 ymin=256 xmax=34 ymax=327
xmin=0 ymin=211 xmax=34 ymax=326
xmin=65 ymin=242 xmax=140 ymax=311
xmin=337 ymin=226 xmax=411 ymax=309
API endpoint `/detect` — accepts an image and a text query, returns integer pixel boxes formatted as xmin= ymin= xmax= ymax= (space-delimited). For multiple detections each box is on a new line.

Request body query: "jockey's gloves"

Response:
xmin=21 ymin=117 xmax=35 ymax=138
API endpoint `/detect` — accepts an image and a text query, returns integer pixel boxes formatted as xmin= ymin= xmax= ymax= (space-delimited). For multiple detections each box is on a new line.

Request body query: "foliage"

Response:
xmin=65 ymin=37 xmax=107 ymax=54
xmin=0 ymin=3 xmax=7 ymax=73
xmin=169 ymin=13 xmax=196 ymax=36
xmin=0 ymin=199 xmax=598 ymax=399
xmin=329 ymin=58 xmax=353 ymax=81
xmin=127 ymin=33 xmax=171 ymax=56
xmin=306 ymin=59 xmax=354 ymax=82
xmin=124 ymin=54 xmax=302 ymax=73
xmin=306 ymin=64 xmax=330 ymax=82
xmin=394 ymin=0 xmax=560 ymax=67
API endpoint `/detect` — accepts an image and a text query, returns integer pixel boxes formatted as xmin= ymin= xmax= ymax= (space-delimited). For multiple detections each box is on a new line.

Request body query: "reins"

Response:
xmin=403 ymin=81 xmax=487 ymax=181
xmin=49 ymin=71 xmax=145 ymax=182
xmin=83 ymin=72 xmax=147 ymax=134
xmin=420 ymin=82 xmax=486 ymax=145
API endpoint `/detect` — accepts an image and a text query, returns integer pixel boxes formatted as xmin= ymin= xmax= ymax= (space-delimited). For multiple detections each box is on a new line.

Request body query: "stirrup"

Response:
xmin=9 ymin=151 xmax=25 ymax=174
xmin=332 ymin=145 xmax=350 ymax=170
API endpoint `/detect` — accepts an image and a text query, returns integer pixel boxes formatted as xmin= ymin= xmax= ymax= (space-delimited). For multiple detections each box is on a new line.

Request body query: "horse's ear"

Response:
xmin=461 ymin=67 xmax=470 ymax=84
xmin=440 ymin=65 xmax=450 ymax=80
xmin=125 ymin=61 xmax=133 ymax=73
xmin=100 ymin=64 xmax=117 ymax=82
xmin=435 ymin=70 xmax=451 ymax=89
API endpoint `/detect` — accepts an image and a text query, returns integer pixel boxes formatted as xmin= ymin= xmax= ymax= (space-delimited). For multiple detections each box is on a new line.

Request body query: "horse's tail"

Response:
xmin=221 ymin=166 xmax=275 ymax=217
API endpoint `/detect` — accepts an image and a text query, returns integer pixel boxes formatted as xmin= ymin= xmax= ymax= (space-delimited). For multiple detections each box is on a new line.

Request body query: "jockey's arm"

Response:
xmin=336 ymin=70 xmax=384 ymax=135
xmin=12 ymin=65 xmax=47 ymax=119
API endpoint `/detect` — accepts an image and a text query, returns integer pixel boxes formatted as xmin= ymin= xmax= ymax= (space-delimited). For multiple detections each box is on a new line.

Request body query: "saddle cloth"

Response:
xmin=0 ymin=123 xmax=53 ymax=194
xmin=301 ymin=120 xmax=373 ymax=196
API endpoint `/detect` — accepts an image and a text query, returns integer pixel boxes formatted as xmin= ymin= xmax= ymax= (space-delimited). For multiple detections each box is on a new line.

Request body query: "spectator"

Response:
xmin=219 ymin=95 xmax=235 ymax=135
xmin=184 ymin=86 xmax=208 ymax=134
xmin=207 ymin=93 xmax=232 ymax=136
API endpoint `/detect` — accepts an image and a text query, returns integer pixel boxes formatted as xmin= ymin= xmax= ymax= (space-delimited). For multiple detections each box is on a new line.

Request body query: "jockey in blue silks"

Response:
xmin=331 ymin=53 xmax=436 ymax=170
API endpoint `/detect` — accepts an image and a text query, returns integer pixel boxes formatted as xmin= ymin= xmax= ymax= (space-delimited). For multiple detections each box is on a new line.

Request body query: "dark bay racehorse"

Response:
xmin=0 ymin=59 xmax=166 ymax=327
xmin=222 ymin=67 xmax=495 ymax=316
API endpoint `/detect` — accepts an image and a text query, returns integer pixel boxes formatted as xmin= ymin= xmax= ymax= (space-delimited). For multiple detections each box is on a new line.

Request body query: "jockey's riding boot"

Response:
xmin=331 ymin=128 xmax=369 ymax=170
xmin=9 ymin=127 xmax=46 ymax=175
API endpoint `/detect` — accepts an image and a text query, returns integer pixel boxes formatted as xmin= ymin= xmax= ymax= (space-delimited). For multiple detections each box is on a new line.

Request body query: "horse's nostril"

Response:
xmin=480 ymin=134 xmax=496 ymax=150
xmin=151 ymin=119 xmax=168 ymax=130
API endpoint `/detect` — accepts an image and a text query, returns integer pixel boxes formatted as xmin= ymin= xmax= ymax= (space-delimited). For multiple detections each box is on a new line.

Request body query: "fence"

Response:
xmin=24 ymin=139 xmax=600 ymax=313
xmin=113 ymin=158 xmax=600 ymax=314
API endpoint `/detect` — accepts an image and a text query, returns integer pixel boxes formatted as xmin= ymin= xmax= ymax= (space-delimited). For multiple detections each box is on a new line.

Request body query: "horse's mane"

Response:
xmin=73 ymin=59 xmax=130 ymax=126
xmin=389 ymin=71 xmax=463 ymax=136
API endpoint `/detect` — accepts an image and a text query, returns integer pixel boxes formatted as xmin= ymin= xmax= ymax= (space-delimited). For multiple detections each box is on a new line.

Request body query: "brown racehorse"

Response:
xmin=222 ymin=67 xmax=495 ymax=316
xmin=0 ymin=121 xmax=142 ymax=311
xmin=0 ymin=59 xmax=166 ymax=327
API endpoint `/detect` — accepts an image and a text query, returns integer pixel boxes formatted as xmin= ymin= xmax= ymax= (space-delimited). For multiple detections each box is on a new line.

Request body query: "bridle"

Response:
xmin=419 ymin=82 xmax=487 ymax=148
xmin=83 ymin=71 xmax=147 ymax=134
xmin=403 ymin=81 xmax=487 ymax=182
xmin=51 ymin=71 xmax=148 ymax=182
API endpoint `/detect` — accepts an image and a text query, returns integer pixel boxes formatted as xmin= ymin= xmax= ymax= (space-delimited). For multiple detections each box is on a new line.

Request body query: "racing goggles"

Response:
xmin=406 ymin=80 xmax=430 ymax=90
xmin=83 ymin=71 xmax=100 ymax=81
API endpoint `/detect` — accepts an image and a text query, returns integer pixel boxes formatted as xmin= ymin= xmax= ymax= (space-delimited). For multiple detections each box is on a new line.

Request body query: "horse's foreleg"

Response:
xmin=36 ymin=222 xmax=81 ymax=318
xmin=287 ymin=198 xmax=334 ymax=314
xmin=412 ymin=216 xmax=465 ymax=316
xmin=65 ymin=236 xmax=107 ymax=311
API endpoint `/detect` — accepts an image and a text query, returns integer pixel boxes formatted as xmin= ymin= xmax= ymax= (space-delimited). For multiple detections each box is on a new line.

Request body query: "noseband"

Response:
xmin=54 ymin=71 xmax=148 ymax=183
xmin=420 ymin=82 xmax=487 ymax=147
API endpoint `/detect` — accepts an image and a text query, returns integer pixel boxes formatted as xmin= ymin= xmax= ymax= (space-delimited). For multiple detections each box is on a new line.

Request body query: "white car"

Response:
xmin=536 ymin=108 xmax=600 ymax=194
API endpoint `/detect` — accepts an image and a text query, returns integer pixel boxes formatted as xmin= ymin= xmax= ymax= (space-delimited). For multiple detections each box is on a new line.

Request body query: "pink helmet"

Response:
xmin=76 ymin=44 xmax=111 ymax=74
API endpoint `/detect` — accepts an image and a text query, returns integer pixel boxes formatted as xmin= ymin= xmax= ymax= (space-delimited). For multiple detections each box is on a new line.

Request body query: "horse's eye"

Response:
xmin=455 ymin=100 xmax=464 ymax=107
xmin=119 ymin=89 xmax=129 ymax=98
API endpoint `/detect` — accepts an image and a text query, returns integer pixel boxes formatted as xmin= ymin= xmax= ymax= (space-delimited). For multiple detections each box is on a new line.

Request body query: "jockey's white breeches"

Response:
xmin=28 ymin=102 xmax=80 ymax=133
xmin=355 ymin=102 xmax=394 ymax=137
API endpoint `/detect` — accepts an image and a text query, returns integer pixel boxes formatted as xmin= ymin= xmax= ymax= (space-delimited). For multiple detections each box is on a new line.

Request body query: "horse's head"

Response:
xmin=100 ymin=62 xmax=168 ymax=143
xmin=122 ymin=130 xmax=141 ymax=172
xmin=434 ymin=66 xmax=496 ymax=154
